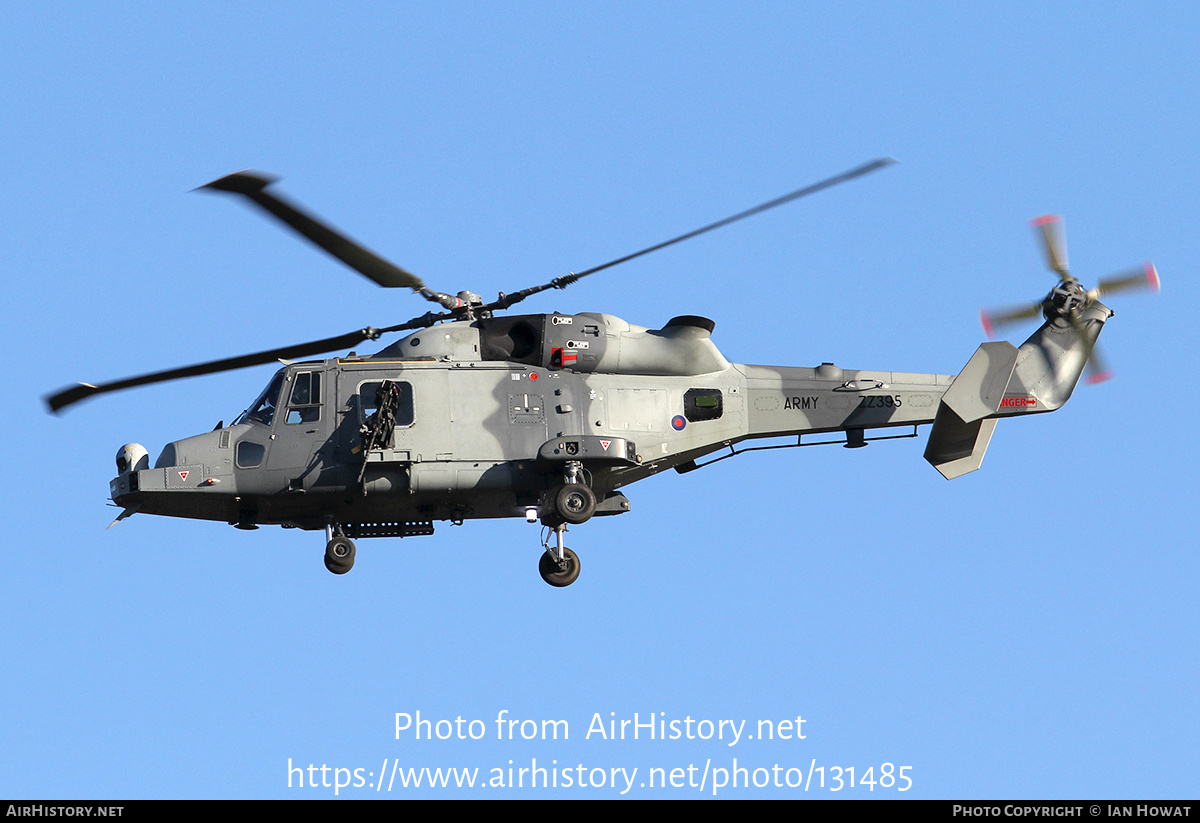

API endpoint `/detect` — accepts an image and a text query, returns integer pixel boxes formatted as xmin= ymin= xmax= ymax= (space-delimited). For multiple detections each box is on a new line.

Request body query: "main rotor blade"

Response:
xmin=577 ymin=158 xmax=899 ymax=279
xmin=1031 ymin=214 xmax=1070 ymax=280
xmin=45 ymin=327 xmax=381 ymax=413
xmin=483 ymin=157 xmax=897 ymax=312
xmin=199 ymin=171 xmax=429 ymax=293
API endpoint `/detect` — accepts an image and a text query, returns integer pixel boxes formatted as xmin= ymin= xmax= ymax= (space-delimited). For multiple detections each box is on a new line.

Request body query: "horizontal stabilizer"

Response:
xmin=924 ymin=341 xmax=1017 ymax=479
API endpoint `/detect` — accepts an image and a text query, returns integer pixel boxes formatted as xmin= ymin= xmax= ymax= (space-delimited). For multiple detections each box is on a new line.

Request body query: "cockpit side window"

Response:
xmin=285 ymin=371 xmax=322 ymax=424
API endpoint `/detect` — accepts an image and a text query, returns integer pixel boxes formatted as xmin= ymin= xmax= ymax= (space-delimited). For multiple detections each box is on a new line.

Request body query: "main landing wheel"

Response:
xmin=554 ymin=484 xmax=596 ymax=525
xmin=539 ymin=547 xmax=580 ymax=588
xmin=324 ymin=536 xmax=356 ymax=574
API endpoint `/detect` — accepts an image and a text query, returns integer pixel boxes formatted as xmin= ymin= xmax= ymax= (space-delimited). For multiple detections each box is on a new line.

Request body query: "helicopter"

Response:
xmin=46 ymin=160 xmax=1159 ymax=586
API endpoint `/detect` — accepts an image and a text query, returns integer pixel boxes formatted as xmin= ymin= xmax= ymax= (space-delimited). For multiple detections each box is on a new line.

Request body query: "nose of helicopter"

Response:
xmin=108 ymin=428 xmax=232 ymax=514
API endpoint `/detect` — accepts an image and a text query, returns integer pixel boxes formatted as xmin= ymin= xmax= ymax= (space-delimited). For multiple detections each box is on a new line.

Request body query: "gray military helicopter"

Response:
xmin=46 ymin=160 xmax=1158 ymax=586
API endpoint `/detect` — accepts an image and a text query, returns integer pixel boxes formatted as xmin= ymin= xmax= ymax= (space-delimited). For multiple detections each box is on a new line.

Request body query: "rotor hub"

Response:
xmin=1047 ymin=280 xmax=1088 ymax=318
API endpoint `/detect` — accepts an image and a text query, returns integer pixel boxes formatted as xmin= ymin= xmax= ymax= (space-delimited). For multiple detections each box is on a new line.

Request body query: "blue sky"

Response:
xmin=3 ymin=2 xmax=1197 ymax=799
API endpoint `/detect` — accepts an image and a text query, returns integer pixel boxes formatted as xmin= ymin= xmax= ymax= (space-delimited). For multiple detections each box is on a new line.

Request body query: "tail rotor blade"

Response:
xmin=1066 ymin=313 xmax=1113 ymax=385
xmin=1084 ymin=343 xmax=1114 ymax=384
xmin=980 ymin=302 xmax=1044 ymax=337
xmin=1090 ymin=262 xmax=1160 ymax=300
xmin=1031 ymin=214 xmax=1070 ymax=280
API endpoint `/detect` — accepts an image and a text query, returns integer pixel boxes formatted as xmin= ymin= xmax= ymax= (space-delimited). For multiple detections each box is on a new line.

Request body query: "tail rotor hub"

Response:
xmin=1047 ymin=280 xmax=1088 ymax=318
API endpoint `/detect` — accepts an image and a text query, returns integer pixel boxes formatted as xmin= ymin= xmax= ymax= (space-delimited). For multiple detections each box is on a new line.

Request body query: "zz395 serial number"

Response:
xmin=858 ymin=395 xmax=902 ymax=408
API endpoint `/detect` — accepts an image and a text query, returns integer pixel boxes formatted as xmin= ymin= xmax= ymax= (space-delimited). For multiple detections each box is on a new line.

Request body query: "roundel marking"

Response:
xmin=671 ymin=415 xmax=686 ymax=431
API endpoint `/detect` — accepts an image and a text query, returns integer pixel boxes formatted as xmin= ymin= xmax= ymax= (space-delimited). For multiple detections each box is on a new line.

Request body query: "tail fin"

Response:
xmin=925 ymin=342 xmax=1018 ymax=479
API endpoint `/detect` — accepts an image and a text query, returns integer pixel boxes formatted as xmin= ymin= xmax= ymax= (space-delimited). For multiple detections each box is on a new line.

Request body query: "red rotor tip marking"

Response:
xmin=1145 ymin=262 xmax=1160 ymax=292
xmin=980 ymin=309 xmax=994 ymax=338
xmin=1030 ymin=214 xmax=1061 ymax=226
xmin=1085 ymin=370 xmax=1113 ymax=385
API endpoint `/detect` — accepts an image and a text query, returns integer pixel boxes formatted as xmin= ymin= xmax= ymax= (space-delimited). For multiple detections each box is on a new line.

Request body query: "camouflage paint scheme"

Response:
xmin=110 ymin=299 xmax=1108 ymax=536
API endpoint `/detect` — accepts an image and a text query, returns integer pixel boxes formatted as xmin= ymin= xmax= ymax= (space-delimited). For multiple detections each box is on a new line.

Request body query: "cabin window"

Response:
xmin=358 ymin=380 xmax=415 ymax=427
xmin=236 ymin=440 xmax=266 ymax=468
xmin=684 ymin=388 xmax=723 ymax=422
xmin=285 ymin=372 xmax=322 ymax=424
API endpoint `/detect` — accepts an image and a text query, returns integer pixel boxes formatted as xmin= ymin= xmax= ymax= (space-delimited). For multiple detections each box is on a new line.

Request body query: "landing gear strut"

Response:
xmin=324 ymin=522 xmax=356 ymax=574
xmin=539 ymin=524 xmax=580 ymax=587
xmin=537 ymin=463 xmax=592 ymax=586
